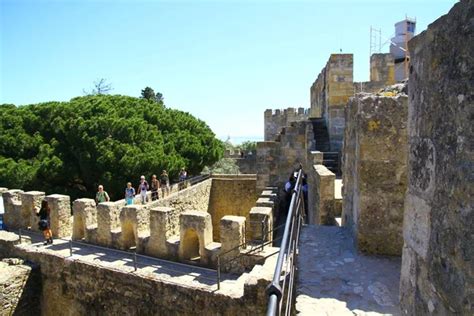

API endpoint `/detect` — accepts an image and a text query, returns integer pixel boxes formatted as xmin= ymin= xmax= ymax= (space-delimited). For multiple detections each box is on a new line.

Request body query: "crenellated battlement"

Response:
xmin=264 ymin=107 xmax=309 ymax=141
xmin=1 ymin=176 xmax=278 ymax=273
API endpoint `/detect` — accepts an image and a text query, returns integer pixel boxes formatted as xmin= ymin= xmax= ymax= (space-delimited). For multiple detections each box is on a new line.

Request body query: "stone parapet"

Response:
xmin=219 ymin=215 xmax=246 ymax=272
xmin=308 ymin=164 xmax=335 ymax=225
xmin=249 ymin=207 xmax=273 ymax=243
xmin=119 ymin=205 xmax=150 ymax=252
xmin=20 ymin=191 xmax=45 ymax=232
xmin=96 ymin=202 xmax=121 ymax=247
xmin=342 ymin=91 xmax=408 ymax=256
xmin=147 ymin=207 xmax=174 ymax=258
xmin=44 ymin=194 xmax=72 ymax=238
xmin=2 ymin=190 xmax=23 ymax=230
xmin=72 ymin=198 xmax=96 ymax=241
xmin=178 ymin=210 xmax=213 ymax=265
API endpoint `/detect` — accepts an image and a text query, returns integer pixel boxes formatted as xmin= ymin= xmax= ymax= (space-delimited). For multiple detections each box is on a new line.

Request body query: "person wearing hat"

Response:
xmin=137 ymin=175 xmax=149 ymax=204
xmin=160 ymin=170 xmax=170 ymax=197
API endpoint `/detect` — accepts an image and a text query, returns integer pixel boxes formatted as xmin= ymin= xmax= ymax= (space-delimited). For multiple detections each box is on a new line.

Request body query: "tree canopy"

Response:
xmin=0 ymin=95 xmax=224 ymax=200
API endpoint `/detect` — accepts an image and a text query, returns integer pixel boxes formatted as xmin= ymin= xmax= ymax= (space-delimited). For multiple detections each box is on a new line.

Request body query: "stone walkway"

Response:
xmin=18 ymin=230 xmax=246 ymax=296
xmin=296 ymin=225 xmax=401 ymax=315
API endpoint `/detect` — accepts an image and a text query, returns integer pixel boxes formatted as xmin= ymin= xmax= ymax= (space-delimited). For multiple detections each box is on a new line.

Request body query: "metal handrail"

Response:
xmin=17 ymin=228 xmax=219 ymax=284
xmin=266 ymin=168 xmax=305 ymax=316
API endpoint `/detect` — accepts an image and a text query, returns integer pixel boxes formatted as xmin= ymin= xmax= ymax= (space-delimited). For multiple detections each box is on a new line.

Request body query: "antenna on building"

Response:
xmin=370 ymin=26 xmax=382 ymax=56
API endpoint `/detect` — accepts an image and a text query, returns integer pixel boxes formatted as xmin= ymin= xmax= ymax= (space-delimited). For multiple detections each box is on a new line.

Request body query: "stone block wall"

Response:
xmin=400 ymin=1 xmax=473 ymax=314
xmin=72 ymin=198 xmax=96 ymax=240
xmin=264 ymin=107 xmax=308 ymax=141
xmin=20 ymin=191 xmax=45 ymax=232
xmin=308 ymin=164 xmax=336 ymax=225
xmin=310 ymin=54 xmax=353 ymax=152
xmin=0 ymin=258 xmax=41 ymax=315
xmin=207 ymin=176 xmax=257 ymax=241
xmin=342 ymin=91 xmax=408 ymax=256
xmin=257 ymin=121 xmax=313 ymax=193
xmin=370 ymin=53 xmax=395 ymax=85
xmin=0 ymin=231 xmax=277 ymax=316
xmin=2 ymin=190 xmax=23 ymax=230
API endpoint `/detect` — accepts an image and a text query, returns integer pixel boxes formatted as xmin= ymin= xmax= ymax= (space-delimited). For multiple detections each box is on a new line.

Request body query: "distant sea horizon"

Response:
xmin=218 ymin=135 xmax=264 ymax=145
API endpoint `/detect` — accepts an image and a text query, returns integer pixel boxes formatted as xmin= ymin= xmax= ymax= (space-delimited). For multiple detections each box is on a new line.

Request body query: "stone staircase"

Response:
xmin=311 ymin=118 xmax=340 ymax=175
xmin=311 ymin=118 xmax=330 ymax=152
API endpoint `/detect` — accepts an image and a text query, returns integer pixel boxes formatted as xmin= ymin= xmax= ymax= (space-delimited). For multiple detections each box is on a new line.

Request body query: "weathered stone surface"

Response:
xmin=96 ymin=202 xmax=121 ymax=247
xmin=264 ymin=107 xmax=308 ymax=141
xmin=44 ymin=194 xmax=72 ymax=238
xmin=2 ymin=189 xmax=23 ymax=230
xmin=20 ymin=191 xmax=45 ymax=232
xmin=295 ymin=225 xmax=401 ymax=315
xmin=308 ymin=164 xmax=336 ymax=225
xmin=220 ymin=215 xmax=246 ymax=272
xmin=207 ymin=176 xmax=257 ymax=241
xmin=342 ymin=90 xmax=408 ymax=256
xmin=150 ymin=178 xmax=212 ymax=237
xmin=147 ymin=207 xmax=175 ymax=258
xmin=0 ymin=258 xmax=41 ymax=315
xmin=119 ymin=205 xmax=150 ymax=251
xmin=400 ymin=1 xmax=474 ymax=315
xmin=72 ymin=198 xmax=97 ymax=241
xmin=0 ymin=232 xmax=275 ymax=316
xmin=249 ymin=206 xmax=273 ymax=243
xmin=178 ymin=210 xmax=213 ymax=265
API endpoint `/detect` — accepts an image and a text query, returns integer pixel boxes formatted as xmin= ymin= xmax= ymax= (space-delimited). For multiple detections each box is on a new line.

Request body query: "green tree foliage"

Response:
xmin=0 ymin=95 xmax=224 ymax=200
xmin=140 ymin=87 xmax=164 ymax=104
xmin=201 ymin=158 xmax=239 ymax=175
xmin=240 ymin=141 xmax=257 ymax=154
xmin=141 ymin=86 xmax=156 ymax=101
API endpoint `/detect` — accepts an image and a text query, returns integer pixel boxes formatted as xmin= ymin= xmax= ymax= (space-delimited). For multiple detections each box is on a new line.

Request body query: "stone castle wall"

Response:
xmin=342 ymin=91 xmax=408 ymax=256
xmin=2 ymin=176 xmax=276 ymax=272
xmin=400 ymin=1 xmax=473 ymax=314
xmin=264 ymin=107 xmax=308 ymax=141
xmin=0 ymin=258 xmax=41 ymax=315
xmin=257 ymin=120 xmax=313 ymax=193
xmin=207 ymin=176 xmax=257 ymax=240
xmin=0 ymin=231 xmax=276 ymax=316
xmin=310 ymin=54 xmax=353 ymax=152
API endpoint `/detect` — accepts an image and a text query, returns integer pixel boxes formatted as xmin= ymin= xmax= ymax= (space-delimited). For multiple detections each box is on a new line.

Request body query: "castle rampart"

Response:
xmin=264 ymin=107 xmax=308 ymax=141
xmin=1 ymin=175 xmax=278 ymax=272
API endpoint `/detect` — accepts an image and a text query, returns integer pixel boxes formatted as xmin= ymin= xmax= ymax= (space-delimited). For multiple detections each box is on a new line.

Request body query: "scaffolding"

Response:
xmin=370 ymin=26 xmax=382 ymax=56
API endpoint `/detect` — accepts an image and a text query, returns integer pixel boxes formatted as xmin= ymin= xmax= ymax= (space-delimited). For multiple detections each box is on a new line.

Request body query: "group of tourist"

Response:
xmin=95 ymin=168 xmax=188 ymax=206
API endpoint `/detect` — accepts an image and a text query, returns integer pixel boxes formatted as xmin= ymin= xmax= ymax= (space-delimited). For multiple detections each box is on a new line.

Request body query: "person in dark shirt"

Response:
xmin=36 ymin=200 xmax=53 ymax=245
xmin=160 ymin=170 xmax=170 ymax=197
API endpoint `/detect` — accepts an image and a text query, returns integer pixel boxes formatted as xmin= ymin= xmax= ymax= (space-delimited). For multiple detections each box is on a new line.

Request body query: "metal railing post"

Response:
xmin=217 ymin=255 xmax=221 ymax=290
xmin=18 ymin=229 xmax=22 ymax=243
xmin=133 ymin=251 xmax=138 ymax=271
xmin=69 ymin=240 xmax=73 ymax=256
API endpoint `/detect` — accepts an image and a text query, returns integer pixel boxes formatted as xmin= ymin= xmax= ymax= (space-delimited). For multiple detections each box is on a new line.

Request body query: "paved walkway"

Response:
xmin=296 ymin=225 xmax=401 ymax=315
xmin=18 ymin=230 xmax=244 ymax=296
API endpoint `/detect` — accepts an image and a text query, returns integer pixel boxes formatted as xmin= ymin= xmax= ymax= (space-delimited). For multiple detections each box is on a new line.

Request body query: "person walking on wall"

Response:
xmin=150 ymin=174 xmax=160 ymax=201
xmin=137 ymin=175 xmax=149 ymax=204
xmin=178 ymin=167 xmax=187 ymax=190
xmin=36 ymin=200 xmax=53 ymax=245
xmin=95 ymin=185 xmax=110 ymax=205
xmin=160 ymin=170 xmax=170 ymax=197
xmin=125 ymin=182 xmax=136 ymax=205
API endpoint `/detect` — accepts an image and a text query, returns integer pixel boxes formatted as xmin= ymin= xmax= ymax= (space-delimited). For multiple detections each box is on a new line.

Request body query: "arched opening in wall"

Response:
xmin=121 ymin=221 xmax=136 ymax=250
xmin=181 ymin=228 xmax=200 ymax=262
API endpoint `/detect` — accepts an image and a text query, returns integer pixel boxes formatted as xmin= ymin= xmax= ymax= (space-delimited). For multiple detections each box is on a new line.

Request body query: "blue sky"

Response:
xmin=0 ymin=0 xmax=455 ymax=142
